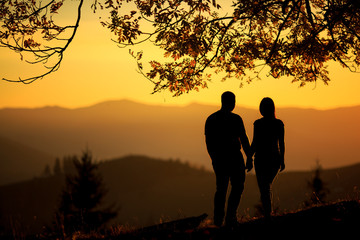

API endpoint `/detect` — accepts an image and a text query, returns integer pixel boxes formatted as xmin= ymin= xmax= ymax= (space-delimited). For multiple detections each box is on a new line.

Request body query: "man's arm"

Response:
xmin=205 ymin=116 xmax=217 ymax=159
xmin=238 ymin=117 xmax=253 ymax=172
xmin=238 ymin=117 xmax=251 ymax=158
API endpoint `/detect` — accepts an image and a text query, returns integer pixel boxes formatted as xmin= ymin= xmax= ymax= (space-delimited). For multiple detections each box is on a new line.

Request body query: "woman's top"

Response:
xmin=251 ymin=117 xmax=284 ymax=166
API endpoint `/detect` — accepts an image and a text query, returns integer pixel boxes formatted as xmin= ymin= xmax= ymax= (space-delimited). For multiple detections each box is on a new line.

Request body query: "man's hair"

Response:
xmin=221 ymin=91 xmax=235 ymax=111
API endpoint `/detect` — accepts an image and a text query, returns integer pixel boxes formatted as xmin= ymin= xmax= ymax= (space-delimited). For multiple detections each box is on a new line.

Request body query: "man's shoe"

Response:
xmin=224 ymin=219 xmax=240 ymax=229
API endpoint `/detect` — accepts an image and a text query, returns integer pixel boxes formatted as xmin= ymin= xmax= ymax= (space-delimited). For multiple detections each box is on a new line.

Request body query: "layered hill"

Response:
xmin=0 ymin=135 xmax=54 ymax=185
xmin=0 ymin=100 xmax=359 ymax=186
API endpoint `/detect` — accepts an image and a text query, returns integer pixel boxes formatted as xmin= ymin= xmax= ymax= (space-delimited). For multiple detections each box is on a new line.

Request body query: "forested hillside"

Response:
xmin=1 ymin=155 xmax=359 ymax=236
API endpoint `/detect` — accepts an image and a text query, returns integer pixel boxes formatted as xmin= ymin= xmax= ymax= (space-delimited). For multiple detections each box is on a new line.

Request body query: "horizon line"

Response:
xmin=1 ymin=98 xmax=359 ymax=111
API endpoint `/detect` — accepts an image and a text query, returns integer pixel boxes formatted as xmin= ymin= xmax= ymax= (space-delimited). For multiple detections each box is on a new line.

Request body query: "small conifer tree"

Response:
xmin=42 ymin=164 xmax=52 ymax=177
xmin=305 ymin=160 xmax=329 ymax=206
xmin=53 ymin=158 xmax=62 ymax=175
xmin=56 ymin=150 xmax=116 ymax=236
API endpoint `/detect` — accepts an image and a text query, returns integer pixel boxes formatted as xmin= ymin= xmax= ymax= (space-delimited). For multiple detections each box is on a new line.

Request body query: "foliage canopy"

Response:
xmin=2 ymin=0 xmax=360 ymax=95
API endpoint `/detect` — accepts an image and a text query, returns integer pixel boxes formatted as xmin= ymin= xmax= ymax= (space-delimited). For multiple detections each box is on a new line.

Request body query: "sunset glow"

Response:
xmin=1 ymin=2 xmax=360 ymax=110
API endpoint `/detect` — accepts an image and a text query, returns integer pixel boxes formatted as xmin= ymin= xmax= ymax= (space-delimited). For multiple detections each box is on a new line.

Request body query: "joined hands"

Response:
xmin=245 ymin=158 xmax=253 ymax=172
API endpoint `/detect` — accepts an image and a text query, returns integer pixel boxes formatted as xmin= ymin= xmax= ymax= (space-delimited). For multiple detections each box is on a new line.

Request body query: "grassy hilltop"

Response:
xmin=56 ymin=200 xmax=360 ymax=240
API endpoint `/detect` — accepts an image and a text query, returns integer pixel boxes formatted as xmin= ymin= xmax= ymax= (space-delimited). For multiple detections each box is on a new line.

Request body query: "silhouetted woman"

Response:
xmin=249 ymin=97 xmax=285 ymax=219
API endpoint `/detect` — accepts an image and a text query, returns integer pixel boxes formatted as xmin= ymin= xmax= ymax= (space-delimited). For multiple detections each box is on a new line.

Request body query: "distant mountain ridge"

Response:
xmin=0 ymin=99 xmax=359 ymax=185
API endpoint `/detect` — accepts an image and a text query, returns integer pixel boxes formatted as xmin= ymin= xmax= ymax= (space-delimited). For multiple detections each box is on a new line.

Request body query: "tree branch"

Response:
xmin=2 ymin=0 xmax=84 ymax=84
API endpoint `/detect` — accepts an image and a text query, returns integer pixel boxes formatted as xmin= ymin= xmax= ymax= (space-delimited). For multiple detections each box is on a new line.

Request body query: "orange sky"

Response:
xmin=1 ymin=1 xmax=360 ymax=110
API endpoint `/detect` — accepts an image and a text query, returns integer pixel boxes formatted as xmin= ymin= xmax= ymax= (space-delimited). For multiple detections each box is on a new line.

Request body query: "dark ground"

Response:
xmin=70 ymin=200 xmax=360 ymax=240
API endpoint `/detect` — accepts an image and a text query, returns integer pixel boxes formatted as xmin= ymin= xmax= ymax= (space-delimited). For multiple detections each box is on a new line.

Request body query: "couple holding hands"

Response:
xmin=205 ymin=91 xmax=285 ymax=226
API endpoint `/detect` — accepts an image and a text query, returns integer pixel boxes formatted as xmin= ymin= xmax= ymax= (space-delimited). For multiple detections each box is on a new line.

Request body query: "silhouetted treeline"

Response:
xmin=41 ymin=156 xmax=79 ymax=178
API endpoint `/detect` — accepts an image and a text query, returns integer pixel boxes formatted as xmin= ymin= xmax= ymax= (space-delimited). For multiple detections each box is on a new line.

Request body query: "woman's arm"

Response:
xmin=279 ymin=122 xmax=285 ymax=171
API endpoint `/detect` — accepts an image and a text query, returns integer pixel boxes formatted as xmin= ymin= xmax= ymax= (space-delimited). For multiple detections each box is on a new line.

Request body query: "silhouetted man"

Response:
xmin=205 ymin=91 xmax=252 ymax=227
